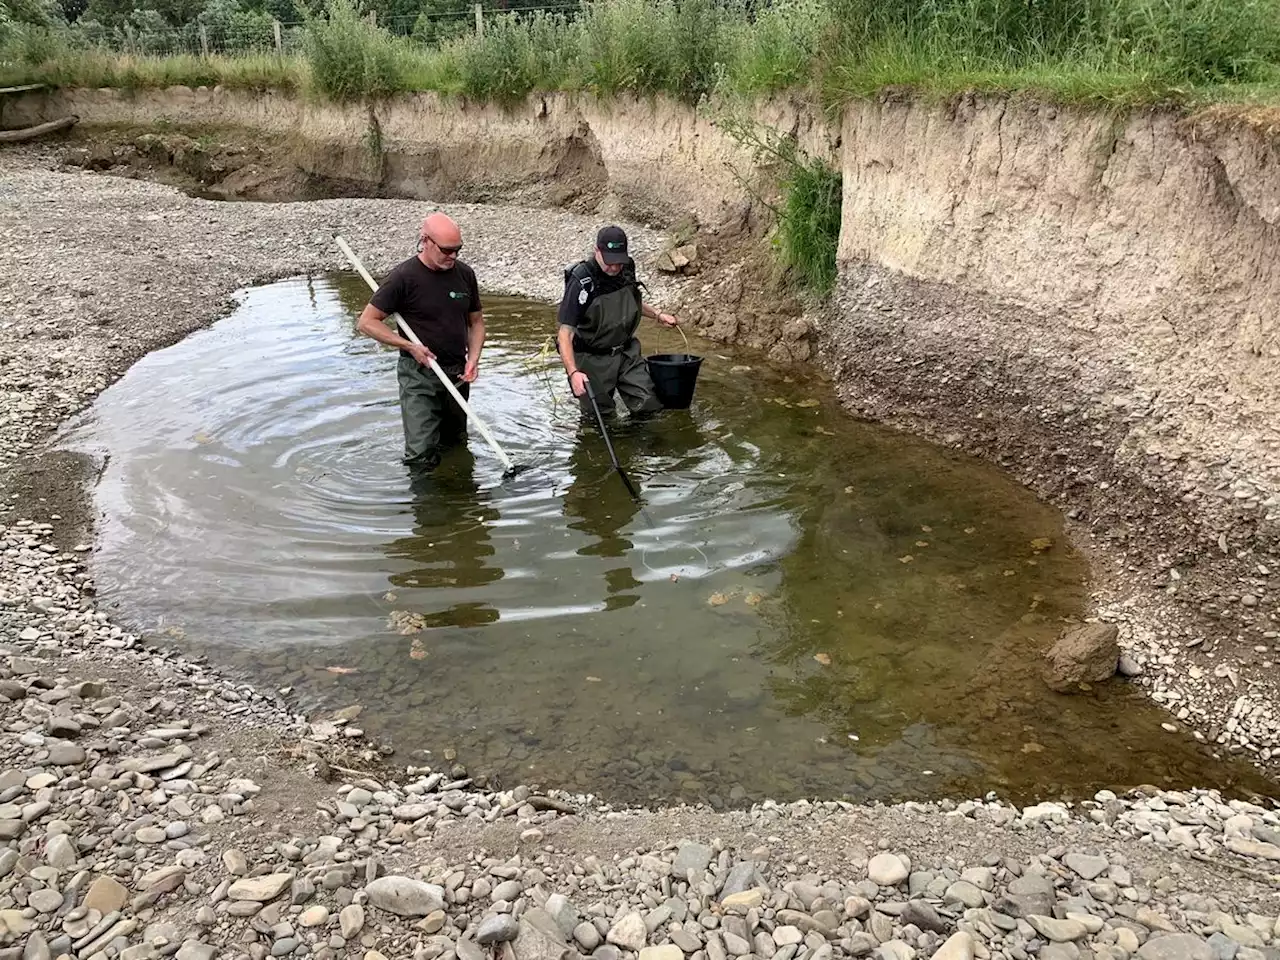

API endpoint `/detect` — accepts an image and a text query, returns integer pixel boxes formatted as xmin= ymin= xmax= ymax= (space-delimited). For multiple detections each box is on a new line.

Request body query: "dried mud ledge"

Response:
xmin=7 ymin=86 xmax=1280 ymax=777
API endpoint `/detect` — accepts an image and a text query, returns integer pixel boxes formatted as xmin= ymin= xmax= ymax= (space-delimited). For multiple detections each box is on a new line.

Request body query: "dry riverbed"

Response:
xmin=4 ymin=146 xmax=1280 ymax=960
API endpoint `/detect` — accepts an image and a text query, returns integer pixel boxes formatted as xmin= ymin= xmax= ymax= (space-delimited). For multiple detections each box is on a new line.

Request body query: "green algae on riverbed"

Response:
xmin=59 ymin=274 xmax=1277 ymax=807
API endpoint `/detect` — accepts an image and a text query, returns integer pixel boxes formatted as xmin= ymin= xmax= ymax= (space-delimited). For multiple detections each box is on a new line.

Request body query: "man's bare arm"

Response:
xmin=557 ymin=324 xmax=588 ymax=397
xmin=464 ymin=310 xmax=485 ymax=382
xmin=357 ymin=303 xmax=434 ymax=365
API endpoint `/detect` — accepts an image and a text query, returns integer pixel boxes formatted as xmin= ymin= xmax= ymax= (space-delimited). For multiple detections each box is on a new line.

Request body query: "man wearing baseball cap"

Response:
xmin=556 ymin=225 xmax=680 ymax=418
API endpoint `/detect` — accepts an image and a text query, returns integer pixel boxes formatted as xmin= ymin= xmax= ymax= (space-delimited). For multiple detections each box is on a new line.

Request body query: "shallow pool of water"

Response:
xmin=62 ymin=274 xmax=1273 ymax=805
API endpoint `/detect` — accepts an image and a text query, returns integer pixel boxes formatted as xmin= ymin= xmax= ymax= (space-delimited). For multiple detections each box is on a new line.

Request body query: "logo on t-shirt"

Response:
xmin=449 ymin=291 xmax=466 ymax=300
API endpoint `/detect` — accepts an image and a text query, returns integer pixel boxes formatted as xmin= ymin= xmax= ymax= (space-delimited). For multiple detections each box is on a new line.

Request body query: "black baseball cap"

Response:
xmin=596 ymin=225 xmax=629 ymax=264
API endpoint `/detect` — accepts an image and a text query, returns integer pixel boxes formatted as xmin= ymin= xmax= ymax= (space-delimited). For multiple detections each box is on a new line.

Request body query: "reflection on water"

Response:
xmin=61 ymin=274 xmax=1276 ymax=806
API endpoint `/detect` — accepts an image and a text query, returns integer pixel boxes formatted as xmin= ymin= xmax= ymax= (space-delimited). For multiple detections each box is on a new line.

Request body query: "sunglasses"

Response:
xmin=422 ymin=236 xmax=463 ymax=256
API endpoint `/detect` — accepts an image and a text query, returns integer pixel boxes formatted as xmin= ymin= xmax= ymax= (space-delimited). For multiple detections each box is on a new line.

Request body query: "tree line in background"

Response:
xmin=1 ymin=0 xmax=591 ymax=56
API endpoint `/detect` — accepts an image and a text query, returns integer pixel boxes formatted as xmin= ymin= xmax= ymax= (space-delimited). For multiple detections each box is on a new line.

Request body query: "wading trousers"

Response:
xmin=575 ymin=338 xmax=661 ymax=418
xmin=398 ymin=355 xmax=469 ymax=475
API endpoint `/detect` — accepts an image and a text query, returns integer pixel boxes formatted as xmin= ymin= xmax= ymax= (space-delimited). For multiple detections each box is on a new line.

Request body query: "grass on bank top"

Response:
xmin=0 ymin=48 xmax=306 ymax=92
xmin=5 ymin=0 xmax=1280 ymax=109
xmin=815 ymin=33 xmax=1280 ymax=111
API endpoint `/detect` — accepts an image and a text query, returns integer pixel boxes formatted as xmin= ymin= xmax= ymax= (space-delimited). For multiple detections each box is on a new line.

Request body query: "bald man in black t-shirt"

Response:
xmin=357 ymin=213 xmax=485 ymax=478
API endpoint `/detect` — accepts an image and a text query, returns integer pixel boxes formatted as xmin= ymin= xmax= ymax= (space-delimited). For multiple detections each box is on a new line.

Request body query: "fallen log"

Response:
xmin=0 ymin=115 xmax=79 ymax=143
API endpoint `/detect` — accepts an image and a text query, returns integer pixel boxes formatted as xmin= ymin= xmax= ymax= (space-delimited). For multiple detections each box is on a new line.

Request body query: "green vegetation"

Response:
xmin=776 ymin=149 xmax=841 ymax=296
xmin=5 ymin=0 xmax=1280 ymax=106
xmin=716 ymin=112 xmax=842 ymax=296
xmin=0 ymin=47 xmax=302 ymax=88
xmin=303 ymin=0 xmax=401 ymax=100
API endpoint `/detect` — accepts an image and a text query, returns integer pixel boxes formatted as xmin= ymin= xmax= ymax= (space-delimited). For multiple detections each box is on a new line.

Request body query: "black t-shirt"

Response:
xmin=370 ymin=256 xmax=481 ymax=368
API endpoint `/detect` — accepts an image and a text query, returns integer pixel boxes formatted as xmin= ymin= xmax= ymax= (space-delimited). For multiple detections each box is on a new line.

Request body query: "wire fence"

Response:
xmin=61 ymin=1 xmax=590 ymax=58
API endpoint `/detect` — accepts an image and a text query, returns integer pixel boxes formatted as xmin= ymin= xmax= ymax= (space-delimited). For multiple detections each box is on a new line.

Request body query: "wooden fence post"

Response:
xmin=273 ymin=19 xmax=282 ymax=54
xmin=474 ymin=3 xmax=483 ymax=39
xmin=199 ymin=22 xmax=209 ymax=57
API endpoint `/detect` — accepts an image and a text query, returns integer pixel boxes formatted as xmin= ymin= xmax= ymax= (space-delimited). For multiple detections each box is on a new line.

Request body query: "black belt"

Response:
xmin=573 ymin=338 xmax=629 ymax=356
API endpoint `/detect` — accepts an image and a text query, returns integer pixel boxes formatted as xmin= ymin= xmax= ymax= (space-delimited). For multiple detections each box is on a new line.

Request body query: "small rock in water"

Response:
xmin=1118 ymin=655 xmax=1144 ymax=677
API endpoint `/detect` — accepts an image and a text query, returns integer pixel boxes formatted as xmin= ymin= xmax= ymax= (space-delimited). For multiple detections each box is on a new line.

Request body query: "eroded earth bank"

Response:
xmin=0 ymin=85 xmax=1278 ymax=960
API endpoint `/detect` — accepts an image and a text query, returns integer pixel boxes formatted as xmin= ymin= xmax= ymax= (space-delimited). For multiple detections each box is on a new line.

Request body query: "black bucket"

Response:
xmin=646 ymin=353 xmax=703 ymax=410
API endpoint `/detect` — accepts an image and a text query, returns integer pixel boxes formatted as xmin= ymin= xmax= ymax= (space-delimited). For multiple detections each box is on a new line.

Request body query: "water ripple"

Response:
xmin=58 ymin=274 xmax=1267 ymax=808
